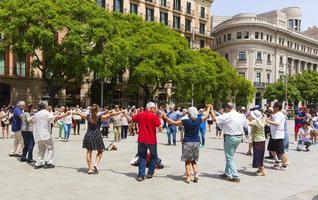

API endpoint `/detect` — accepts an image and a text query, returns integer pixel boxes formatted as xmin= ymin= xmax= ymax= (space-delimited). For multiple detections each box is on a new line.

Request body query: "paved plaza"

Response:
xmin=0 ymin=121 xmax=318 ymax=200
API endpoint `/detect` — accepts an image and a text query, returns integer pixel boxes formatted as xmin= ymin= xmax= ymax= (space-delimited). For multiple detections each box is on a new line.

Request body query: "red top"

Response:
xmin=132 ymin=111 xmax=161 ymax=144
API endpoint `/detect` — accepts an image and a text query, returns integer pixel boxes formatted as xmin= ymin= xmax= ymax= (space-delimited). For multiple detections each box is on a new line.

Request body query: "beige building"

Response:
xmin=212 ymin=7 xmax=318 ymax=108
xmin=97 ymin=0 xmax=213 ymax=49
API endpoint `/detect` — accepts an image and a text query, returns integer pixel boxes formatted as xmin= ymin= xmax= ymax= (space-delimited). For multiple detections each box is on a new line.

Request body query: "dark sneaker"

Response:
xmin=34 ymin=165 xmax=43 ymax=169
xmin=27 ymin=159 xmax=36 ymax=163
xmin=146 ymin=174 xmax=153 ymax=179
xmin=20 ymin=158 xmax=27 ymax=162
xmin=228 ymin=178 xmax=240 ymax=183
xmin=43 ymin=163 xmax=55 ymax=169
xmin=219 ymin=174 xmax=228 ymax=179
xmin=136 ymin=176 xmax=145 ymax=182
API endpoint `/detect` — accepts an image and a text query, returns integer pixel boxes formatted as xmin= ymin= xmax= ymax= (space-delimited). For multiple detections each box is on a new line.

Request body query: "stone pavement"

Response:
xmin=0 ymin=120 xmax=318 ymax=200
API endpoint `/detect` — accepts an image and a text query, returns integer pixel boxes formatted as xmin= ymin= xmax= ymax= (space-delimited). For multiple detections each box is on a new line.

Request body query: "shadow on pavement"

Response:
xmin=238 ymin=167 xmax=257 ymax=177
xmin=109 ymin=170 xmax=136 ymax=178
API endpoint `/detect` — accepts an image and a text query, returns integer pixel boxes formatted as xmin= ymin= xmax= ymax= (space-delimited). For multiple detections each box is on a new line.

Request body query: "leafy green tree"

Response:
xmin=264 ymin=78 xmax=301 ymax=105
xmin=128 ymin=22 xmax=189 ymax=104
xmin=289 ymin=71 xmax=318 ymax=104
xmin=174 ymin=49 xmax=255 ymax=107
xmin=0 ymin=0 xmax=106 ymax=105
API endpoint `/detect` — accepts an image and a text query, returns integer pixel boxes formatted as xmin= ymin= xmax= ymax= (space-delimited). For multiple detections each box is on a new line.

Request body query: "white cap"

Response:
xmin=251 ymin=110 xmax=262 ymax=120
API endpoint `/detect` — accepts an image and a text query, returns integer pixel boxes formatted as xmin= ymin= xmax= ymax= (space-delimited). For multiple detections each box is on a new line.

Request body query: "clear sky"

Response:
xmin=211 ymin=0 xmax=318 ymax=31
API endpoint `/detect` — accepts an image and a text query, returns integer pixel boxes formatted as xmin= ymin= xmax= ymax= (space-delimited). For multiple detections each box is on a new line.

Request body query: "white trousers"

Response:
xmin=35 ymin=138 xmax=54 ymax=166
xmin=10 ymin=131 xmax=24 ymax=155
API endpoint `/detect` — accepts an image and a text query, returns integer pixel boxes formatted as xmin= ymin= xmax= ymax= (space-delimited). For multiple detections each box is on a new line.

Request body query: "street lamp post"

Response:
xmin=101 ymin=78 xmax=104 ymax=107
xmin=285 ymin=58 xmax=289 ymax=110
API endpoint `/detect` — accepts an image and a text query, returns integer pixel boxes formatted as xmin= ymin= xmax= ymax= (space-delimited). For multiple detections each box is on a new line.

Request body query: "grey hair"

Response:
xmin=38 ymin=101 xmax=49 ymax=110
xmin=18 ymin=101 xmax=25 ymax=107
xmin=146 ymin=102 xmax=156 ymax=110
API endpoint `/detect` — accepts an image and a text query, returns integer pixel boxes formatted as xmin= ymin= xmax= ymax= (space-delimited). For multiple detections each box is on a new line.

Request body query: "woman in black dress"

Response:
xmin=75 ymin=104 xmax=122 ymax=174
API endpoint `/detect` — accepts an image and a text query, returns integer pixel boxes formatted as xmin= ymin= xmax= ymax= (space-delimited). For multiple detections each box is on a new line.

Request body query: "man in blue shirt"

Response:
xmin=9 ymin=101 xmax=25 ymax=157
xmin=166 ymin=106 xmax=183 ymax=146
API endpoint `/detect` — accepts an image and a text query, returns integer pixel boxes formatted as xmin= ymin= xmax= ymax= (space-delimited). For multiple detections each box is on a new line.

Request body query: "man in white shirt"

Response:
xmin=211 ymin=103 xmax=248 ymax=183
xmin=33 ymin=101 xmax=69 ymax=169
xmin=265 ymin=102 xmax=288 ymax=169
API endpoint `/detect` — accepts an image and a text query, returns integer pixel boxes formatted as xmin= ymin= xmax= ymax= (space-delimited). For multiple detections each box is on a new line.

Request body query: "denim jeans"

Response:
xmin=21 ymin=131 xmax=35 ymax=161
xmin=199 ymin=126 xmax=206 ymax=146
xmin=121 ymin=125 xmax=128 ymax=139
xmin=224 ymin=135 xmax=241 ymax=178
xmin=138 ymin=143 xmax=158 ymax=177
xmin=64 ymin=124 xmax=72 ymax=139
xmin=167 ymin=126 xmax=177 ymax=145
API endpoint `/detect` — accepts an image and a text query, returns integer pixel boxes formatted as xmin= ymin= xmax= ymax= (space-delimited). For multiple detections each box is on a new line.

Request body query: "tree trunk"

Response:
xmin=48 ymin=88 xmax=59 ymax=106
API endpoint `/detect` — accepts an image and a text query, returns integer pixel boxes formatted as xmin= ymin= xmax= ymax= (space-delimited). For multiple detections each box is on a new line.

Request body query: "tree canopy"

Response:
xmin=0 ymin=0 xmax=256 ymax=106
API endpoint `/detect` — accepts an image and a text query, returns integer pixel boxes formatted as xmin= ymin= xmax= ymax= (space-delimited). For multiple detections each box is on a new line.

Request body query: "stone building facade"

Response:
xmin=212 ymin=7 xmax=318 ymax=108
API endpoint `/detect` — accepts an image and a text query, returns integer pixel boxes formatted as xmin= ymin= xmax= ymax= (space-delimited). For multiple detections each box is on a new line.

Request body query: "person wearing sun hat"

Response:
xmin=248 ymin=109 xmax=266 ymax=176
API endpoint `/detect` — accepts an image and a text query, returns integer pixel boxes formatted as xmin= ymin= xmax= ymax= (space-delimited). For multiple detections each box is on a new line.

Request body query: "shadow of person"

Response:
xmin=165 ymin=174 xmax=184 ymax=182
xmin=200 ymin=172 xmax=225 ymax=180
xmin=238 ymin=167 xmax=257 ymax=177
xmin=77 ymin=167 xmax=89 ymax=174
xmin=110 ymin=170 xmax=137 ymax=178
xmin=312 ymin=195 xmax=318 ymax=200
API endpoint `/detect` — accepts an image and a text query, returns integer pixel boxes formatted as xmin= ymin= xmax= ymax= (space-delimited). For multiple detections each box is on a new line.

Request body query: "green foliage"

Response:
xmin=264 ymin=77 xmax=301 ymax=104
xmin=175 ymin=49 xmax=255 ymax=107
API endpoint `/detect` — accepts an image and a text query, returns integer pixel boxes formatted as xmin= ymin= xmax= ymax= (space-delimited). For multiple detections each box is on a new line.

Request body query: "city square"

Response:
xmin=1 ymin=0 xmax=318 ymax=200
xmin=0 ymin=122 xmax=317 ymax=200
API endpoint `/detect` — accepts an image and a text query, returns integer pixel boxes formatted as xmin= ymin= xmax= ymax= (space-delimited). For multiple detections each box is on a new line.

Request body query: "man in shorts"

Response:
xmin=265 ymin=102 xmax=288 ymax=170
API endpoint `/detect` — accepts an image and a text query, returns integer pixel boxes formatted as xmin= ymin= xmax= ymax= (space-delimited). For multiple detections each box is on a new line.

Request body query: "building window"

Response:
xmin=200 ymin=39 xmax=205 ymax=48
xmin=186 ymin=2 xmax=191 ymax=14
xmin=260 ymin=32 xmax=263 ymax=40
xmin=173 ymin=15 xmax=180 ymax=29
xmin=16 ymin=54 xmax=26 ymax=77
xmin=113 ymin=0 xmax=123 ymax=13
xmin=288 ymin=19 xmax=293 ymax=29
xmin=227 ymin=33 xmax=231 ymax=41
xmin=200 ymin=7 xmax=205 ymax=18
xmin=238 ymin=51 xmax=246 ymax=61
xmin=244 ymin=31 xmax=249 ymax=39
xmin=267 ymin=54 xmax=271 ymax=64
xmin=96 ymin=0 xmax=105 ymax=8
xmin=199 ymin=23 xmax=205 ymax=34
xmin=146 ymin=7 xmax=154 ymax=21
xmin=130 ymin=3 xmax=138 ymax=14
xmin=185 ymin=19 xmax=191 ymax=32
xmin=237 ymin=32 xmax=242 ymax=39
xmin=280 ymin=56 xmax=284 ymax=65
xmin=238 ymin=72 xmax=245 ymax=77
xmin=223 ymin=35 xmax=226 ymax=42
xmin=267 ymin=74 xmax=271 ymax=84
xmin=224 ymin=53 xmax=229 ymax=61
xmin=160 ymin=0 xmax=167 ymax=7
xmin=270 ymin=35 xmax=273 ymax=42
xmin=255 ymin=32 xmax=259 ymax=39
xmin=160 ymin=12 xmax=168 ymax=25
xmin=173 ymin=0 xmax=181 ymax=11
xmin=0 ymin=52 xmax=4 ymax=75
xmin=256 ymin=52 xmax=262 ymax=61
xmin=256 ymin=72 xmax=261 ymax=83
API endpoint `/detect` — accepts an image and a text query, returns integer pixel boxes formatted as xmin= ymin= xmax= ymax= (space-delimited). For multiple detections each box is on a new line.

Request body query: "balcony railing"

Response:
xmin=185 ymin=8 xmax=195 ymax=17
xmin=199 ymin=13 xmax=209 ymax=20
xmin=145 ymin=0 xmax=157 ymax=5
xmin=173 ymin=6 xmax=183 ymax=13
xmin=159 ymin=1 xmax=170 ymax=8
xmin=254 ymin=82 xmax=267 ymax=88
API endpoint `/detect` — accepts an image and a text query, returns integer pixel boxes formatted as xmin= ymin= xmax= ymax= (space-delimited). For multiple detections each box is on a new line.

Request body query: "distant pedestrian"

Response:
xmin=211 ymin=103 xmax=248 ymax=183
xmin=76 ymin=104 xmax=122 ymax=174
xmin=20 ymin=104 xmax=35 ymax=163
xmin=248 ymin=110 xmax=266 ymax=176
xmin=131 ymin=102 xmax=162 ymax=181
xmin=163 ymin=105 xmax=211 ymax=183
xmin=33 ymin=101 xmax=69 ymax=169
xmin=9 ymin=101 xmax=25 ymax=157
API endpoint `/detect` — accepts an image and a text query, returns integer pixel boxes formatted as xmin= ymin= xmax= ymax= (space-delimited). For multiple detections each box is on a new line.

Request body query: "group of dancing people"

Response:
xmin=4 ymin=100 xmax=317 ymax=184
